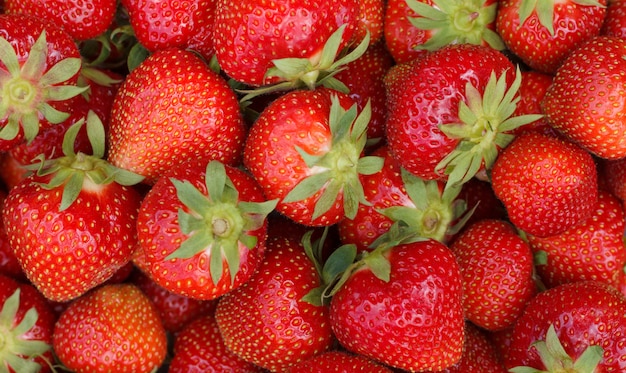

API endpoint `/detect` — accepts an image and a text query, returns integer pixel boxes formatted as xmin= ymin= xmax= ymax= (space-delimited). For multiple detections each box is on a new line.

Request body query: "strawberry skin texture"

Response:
xmin=491 ymin=131 xmax=599 ymax=238
xmin=384 ymin=43 xmax=514 ymax=181
xmin=107 ymin=48 xmax=246 ymax=184
xmin=213 ymin=0 xmax=359 ymax=86
xmin=542 ymin=36 xmax=626 ymax=159
xmin=527 ymin=190 xmax=626 ymax=289
xmin=1 ymin=173 xmax=143 ymax=302
xmin=602 ymin=0 xmax=626 ymax=38
xmin=450 ymin=219 xmax=536 ymax=331
xmin=496 ymin=0 xmax=607 ymax=74
xmin=285 ymin=350 xmax=394 ymax=372
xmin=505 ymin=280 xmax=626 ymax=371
xmin=52 ymin=284 xmax=168 ymax=373
xmin=214 ymin=234 xmax=333 ymax=371
xmin=329 ymin=240 xmax=465 ymax=371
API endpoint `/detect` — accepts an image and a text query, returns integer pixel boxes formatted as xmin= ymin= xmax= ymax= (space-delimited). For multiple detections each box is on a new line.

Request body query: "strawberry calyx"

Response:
xmin=239 ymin=25 xmax=370 ymax=102
xmin=509 ymin=324 xmax=603 ymax=373
xmin=374 ymin=168 xmax=472 ymax=244
xmin=518 ymin=0 xmax=606 ymax=37
xmin=407 ymin=0 xmax=505 ymax=51
xmin=27 ymin=110 xmax=144 ymax=211
xmin=435 ymin=67 xmax=543 ymax=188
xmin=166 ymin=160 xmax=278 ymax=286
xmin=0 ymin=288 xmax=51 ymax=373
xmin=282 ymin=96 xmax=384 ymax=221
xmin=0 ymin=31 xmax=86 ymax=144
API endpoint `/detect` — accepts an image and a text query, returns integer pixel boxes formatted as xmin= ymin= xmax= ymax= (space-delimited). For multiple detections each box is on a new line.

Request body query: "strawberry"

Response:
xmin=600 ymin=157 xmax=626 ymax=204
xmin=491 ymin=131 xmax=599 ymax=238
xmin=107 ymin=47 xmax=247 ymax=184
xmin=0 ymin=189 xmax=25 ymax=281
xmin=4 ymin=0 xmax=117 ymax=40
xmin=383 ymin=0 xmax=505 ymax=64
xmin=455 ymin=177 xmax=507 ymax=231
xmin=52 ymin=283 xmax=168 ymax=373
xmin=214 ymin=233 xmax=334 ymax=371
xmin=212 ymin=0 xmax=360 ymax=88
xmin=505 ymin=280 xmax=626 ymax=372
xmin=542 ymin=35 xmax=626 ymax=159
xmin=601 ymin=0 xmax=626 ymax=37
xmin=243 ymin=88 xmax=384 ymax=226
xmin=355 ymin=0 xmax=385 ymax=46
xmin=450 ymin=219 xmax=536 ymax=331
xmin=496 ymin=0 xmax=607 ymax=74
xmin=329 ymin=239 xmax=465 ymax=371
xmin=0 ymin=273 xmax=56 ymax=373
xmin=285 ymin=350 xmax=394 ymax=372
xmin=384 ymin=43 xmax=541 ymax=188
xmin=137 ymin=159 xmax=277 ymax=300
xmin=169 ymin=313 xmax=265 ymax=373
xmin=0 ymin=14 xmax=85 ymax=152
xmin=526 ymin=190 xmax=626 ymax=290
xmin=1 ymin=112 xmax=145 ymax=302
xmin=510 ymin=70 xmax=553 ymax=135
xmin=121 ymin=0 xmax=217 ymax=59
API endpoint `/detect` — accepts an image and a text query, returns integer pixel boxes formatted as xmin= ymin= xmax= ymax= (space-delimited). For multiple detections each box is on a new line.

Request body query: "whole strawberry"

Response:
xmin=329 ymin=239 xmax=465 ymax=371
xmin=491 ymin=131 xmax=598 ymax=237
xmin=52 ymin=283 xmax=168 ymax=373
xmin=542 ymin=36 xmax=626 ymax=159
xmin=1 ymin=112 xmax=145 ymax=302
xmin=107 ymin=48 xmax=247 ymax=184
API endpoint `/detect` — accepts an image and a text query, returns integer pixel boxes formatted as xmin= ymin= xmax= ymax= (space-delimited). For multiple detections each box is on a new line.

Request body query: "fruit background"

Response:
xmin=0 ymin=0 xmax=625 ymax=372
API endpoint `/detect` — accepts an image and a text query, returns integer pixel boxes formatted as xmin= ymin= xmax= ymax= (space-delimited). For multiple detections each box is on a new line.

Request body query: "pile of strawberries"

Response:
xmin=0 ymin=0 xmax=625 ymax=371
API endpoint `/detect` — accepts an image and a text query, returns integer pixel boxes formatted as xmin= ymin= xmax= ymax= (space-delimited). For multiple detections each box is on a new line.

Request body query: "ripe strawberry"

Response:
xmin=542 ymin=36 xmax=626 ymax=159
xmin=496 ymin=0 xmax=607 ymax=74
xmin=383 ymin=0 xmax=504 ymax=64
xmin=243 ymin=88 xmax=383 ymax=226
xmin=121 ymin=0 xmax=217 ymax=58
xmin=0 ymin=189 xmax=25 ymax=281
xmin=329 ymin=239 xmax=465 ymax=371
xmin=0 ymin=13 xmax=85 ymax=152
xmin=384 ymin=43 xmax=541 ymax=187
xmin=137 ymin=159 xmax=277 ymax=300
xmin=285 ymin=350 xmax=394 ymax=372
xmin=505 ymin=281 xmax=626 ymax=371
xmin=526 ymin=190 xmax=626 ymax=290
xmin=491 ymin=131 xmax=599 ymax=238
xmin=169 ymin=313 xmax=265 ymax=373
xmin=510 ymin=70 xmax=553 ymax=135
xmin=0 ymin=273 xmax=56 ymax=373
xmin=212 ymin=0 xmax=360 ymax=88
xmin=4 ymin=0 xmax=117 ymax=40
xmin=601 ymin=0 xmax=626 ymax=37
xmin=107 ymin=48 xmax=247 ymax=184
xmin=1 ymin=112 xmax=145 ymax=302
xmin=52 ymin=283 xmax=168 ymax=373
xmin=600 ymin=157 xmax=626 ymax=204
xmin=76 ymin=66 xmax=124 ymax=128
xmin=450 ymin=219 xmax=536 ymax=331
xmin=214 ymin=233 xmax=334 ymax=371
xmin=355 ymin=0 xmax=385 ymax=45
xmin=455 ymin=177 xmax=507 ymax=231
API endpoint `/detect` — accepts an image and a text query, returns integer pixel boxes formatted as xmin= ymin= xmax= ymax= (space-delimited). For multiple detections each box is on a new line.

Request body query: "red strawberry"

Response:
xmin=450 ymin=219 xmax=536 ymax=331
xmin=505 ymin=281 xmax=626 ymax=372
xmin=383 ymin=0 xmax=504 ymax=64
xmin=0 ymin=273 xmax=56 ymax=373
xmin=601 ymin=0 xmax=626 ymax=37
xmin=355 ymin=0 xmax=385 ymax=45
xmin=542 ymin=36 xmax=626 ymax=159
xmin=169 ymin=313 xmax=265 ymax=373
xmin=52 ymin=283 xmax=168 ymax=373
xmin=214 ymin=233 xmax=334 ymax=371
xmin=5 ymin=0 xmax=117 ymax=40
xmin=510 ymin=70 xmax=553 ymax=135
xmin=121 ymin=0 xmax=217 ymax=59
xmin=491 ymin=131 xmax=599 ymax=238
xmin=496 ymin=0 xmax=607 ymax=74
xmin=455 ymin=177 xmax=507 ymax=231
xmin=243 ymin=88 xmax=384 ymax=226
xmin=285 ymin=350 xmax=394 ymax=372
xmin=527 ymin=190 xmax=626 ymax=289
xmin=600 ymin=157 xmax=626 ymax=204
xmin=0 ymin=189 xmax=25 ymax=280
xmin=137 ymin=159 xmax=277 ymax=300
xmin=1 ymin=112 xmax=145 ymax=302
xmin=384 ymin=43 xmax=541 ymax=187
xmin=212 ymin=0 xmax=360 ymax=88
xmin=107 ymin=48 xmax=247 ymax=184
xmin=329 ymin=239 xmax=465 ymax=371
xmin=0 ymin=14 xmax=85 ymax=152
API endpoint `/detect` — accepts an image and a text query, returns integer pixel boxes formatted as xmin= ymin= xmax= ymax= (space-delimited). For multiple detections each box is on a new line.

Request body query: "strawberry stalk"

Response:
xmin=166 ymin=161 xmax=278 ymax=285
xmin=518 ymin=0 xmax=606 ymax=36
xmin=0 ymin=289 xmax=50 ymax=373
